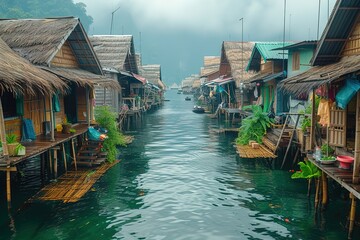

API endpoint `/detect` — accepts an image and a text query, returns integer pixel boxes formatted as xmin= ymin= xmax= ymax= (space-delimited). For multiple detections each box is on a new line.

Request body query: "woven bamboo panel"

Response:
xmin=236 ymin=144 xmax=277 ymax=158
xmin=34 ymin=160 xmax=119 ymax=203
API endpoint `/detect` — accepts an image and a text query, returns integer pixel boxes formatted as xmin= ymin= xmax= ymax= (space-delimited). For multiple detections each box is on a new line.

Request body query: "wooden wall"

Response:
xmin=4 ymin=118 xmax=21 ymax=140
xmin=77 ymin=87 xmax=87 ymax=122
xmin=51 ymin=41 xmax=80 ymax=68
xmin=343 ymin=20 xmax=360 ymax=56
xmin=260 ymin=61 xmax=273 ymax=73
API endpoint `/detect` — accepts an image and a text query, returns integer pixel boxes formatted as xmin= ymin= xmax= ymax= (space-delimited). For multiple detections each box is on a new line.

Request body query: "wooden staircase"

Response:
xmin=75 ymin=140 xmax=107 ymax=167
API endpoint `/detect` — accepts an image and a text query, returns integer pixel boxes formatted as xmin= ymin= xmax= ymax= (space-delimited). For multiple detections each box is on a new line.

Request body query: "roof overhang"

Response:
xmin=280 ymin=55 xmax=360 ymax=96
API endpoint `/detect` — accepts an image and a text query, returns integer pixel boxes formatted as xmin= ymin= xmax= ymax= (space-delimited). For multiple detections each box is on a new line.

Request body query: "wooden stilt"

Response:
xmin=48 ymin=150 xmax=53 ymax=176
xmin=348 ymin=193 xmax=356 ymax=240
xmin=321 ymin=172 xmax=328 ymax=210
xmin=53 ymin=147 xmax=58 ymax=179
xmin=71 ymin=138 xmax=77 ymax=171
xmin=315 ymin=178 xmax=320 ymax=210
xmin=62 ymin=143 xmax=67 ymax=173
xmin=6 ymin=168 xmax=11 ymax=209
xmin=307 ymin=178 xmax=312 ymax=198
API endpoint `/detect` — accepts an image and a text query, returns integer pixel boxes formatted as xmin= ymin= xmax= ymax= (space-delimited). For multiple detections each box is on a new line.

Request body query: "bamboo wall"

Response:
xmin=51 ymin=41 xmax=80 ymax=68
xmin=343 ymin=20 xmax=360 ymax=56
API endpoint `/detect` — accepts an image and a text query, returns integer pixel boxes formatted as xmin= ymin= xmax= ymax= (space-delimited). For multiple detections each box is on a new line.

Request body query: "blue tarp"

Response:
xmin=21 ymin=118 xmax=36 ymax=141
xmin=336 ymin=78 xmax=360 ymax=109
xmin=88 ymin=127 xmax=101 ymax=141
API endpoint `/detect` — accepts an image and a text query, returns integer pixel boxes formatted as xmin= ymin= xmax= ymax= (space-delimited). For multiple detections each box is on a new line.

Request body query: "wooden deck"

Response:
xmin=0 ymin=124 xmax=89 ymax=167
xmin=33 ymin=160 xmax=119 ymax=203
xmin=236 ymin=144 xmax=277 ymax=158
xmin=308 ymin=157 xmax=360 ymax=200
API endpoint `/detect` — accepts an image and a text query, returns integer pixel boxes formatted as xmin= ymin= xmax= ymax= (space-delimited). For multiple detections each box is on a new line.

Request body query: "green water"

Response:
xmin=0 ymin=90 xmax=357 ymax=239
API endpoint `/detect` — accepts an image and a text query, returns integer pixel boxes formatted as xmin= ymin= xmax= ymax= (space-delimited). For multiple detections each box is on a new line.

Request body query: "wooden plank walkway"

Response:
xmin=236 ymin=144 xmax=277 ymax=158
xmin=33 ymin=160 xmax=119 ymax=203
xmin=308 ymin=157 xmax=360 ymax=200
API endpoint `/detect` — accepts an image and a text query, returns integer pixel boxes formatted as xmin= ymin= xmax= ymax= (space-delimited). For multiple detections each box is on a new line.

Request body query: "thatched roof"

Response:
xmin=182 ymin=74 xmax=200 ymax=88
xmin=192 ymin=78 xmax=201 ymax=88
xmin=279 ymin=55 xmax=360 ymax=96
xmin=41 ymin=67 xmax=120 ymax=90
xmin=90 ymin=35 xmax=138 ymax=74
xmin=221 ymin=42 xmax=256 ymax=87
xmin=0 ymin=17 xmax=102 ymax=74
xmin=140 ymin=64 xmax=165 ymax=89
xmin=200 ymin=56 xmax=220 ymax=76
xmin=0 ymin=37 xmax=66 ymax=95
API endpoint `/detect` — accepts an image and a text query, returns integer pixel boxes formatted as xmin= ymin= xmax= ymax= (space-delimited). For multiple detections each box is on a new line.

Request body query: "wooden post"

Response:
xmin=348 ymin=193 xmax=356 ymax=239
xmin=321 ymin=172 xmax=328 ymax=210
xmin=48 ymin=150 xmax=53 ymax=177
xmin=49 ymin=95 xmax=55 ymax=142
xmin=0 ymin=98 xmax=12 ymax=208
xmin=53 ymin=147 xmax=58 ymax=179
xmin=315 ymin=178 xmax=321 ymax=210
xmin=353 ymin=91 xmax=360 ymax=183
xmin=310 ymin=90 xmax=316 ymax=150
xmin=86 ymin=86 xmax=91 ymax=127
xmin=62 ymin=143 xmax=67 ymax=173
xmin=71 ymin=138 xmax=77 ymax=171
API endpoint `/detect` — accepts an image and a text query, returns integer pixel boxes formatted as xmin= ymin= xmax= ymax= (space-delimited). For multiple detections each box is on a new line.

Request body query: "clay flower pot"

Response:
xmin=336 ymin=155 xmax=354 ymax=169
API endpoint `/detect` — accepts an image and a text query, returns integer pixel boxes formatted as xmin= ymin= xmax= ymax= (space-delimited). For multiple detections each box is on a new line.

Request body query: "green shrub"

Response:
xmin=95 ymin=106 xmax=126 ymax=162
xmin=236 ymin=105 xmax=274 ymax=145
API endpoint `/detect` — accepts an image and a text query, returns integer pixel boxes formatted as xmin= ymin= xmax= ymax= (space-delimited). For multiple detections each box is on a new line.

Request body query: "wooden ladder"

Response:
xmin=273 ymin=113 xmax=302 ymax=169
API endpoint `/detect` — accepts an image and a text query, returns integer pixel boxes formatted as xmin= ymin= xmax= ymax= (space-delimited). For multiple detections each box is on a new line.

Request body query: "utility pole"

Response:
xmin=110 ymin=6 xmax=121 ymax=35
xmin=239 ymin=18 xmax=244 ymax=109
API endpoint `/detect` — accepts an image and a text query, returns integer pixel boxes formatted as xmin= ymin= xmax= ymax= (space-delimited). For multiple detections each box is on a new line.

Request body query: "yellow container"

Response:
xmin=56 ymin=124 xmax=63 ymax=132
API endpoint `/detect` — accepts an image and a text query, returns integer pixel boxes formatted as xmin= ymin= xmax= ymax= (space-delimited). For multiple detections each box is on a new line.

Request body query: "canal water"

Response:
xmin=0 ymin=90 xmax=356 ymax=239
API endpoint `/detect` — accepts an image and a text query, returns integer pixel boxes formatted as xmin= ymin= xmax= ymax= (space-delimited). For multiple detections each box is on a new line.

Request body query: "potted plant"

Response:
xmin=62 ymin=118 xmax=72 ymax=134
xmin=301 ymin=117 xmax=311 ymax=133
xmin=15 ymin=143 xmax=26 ymax=156
xmin=321 ymin=143 xmax=334 ymax=156
xmin=6 ymin=133 xmax=19 ymax=156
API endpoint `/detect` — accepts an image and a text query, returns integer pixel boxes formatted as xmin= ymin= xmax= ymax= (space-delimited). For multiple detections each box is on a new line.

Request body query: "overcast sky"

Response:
xmin=75 ymin=0 xmax=336 ymax=85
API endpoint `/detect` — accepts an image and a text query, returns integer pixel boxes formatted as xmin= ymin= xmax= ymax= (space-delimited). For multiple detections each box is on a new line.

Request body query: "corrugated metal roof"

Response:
xmin=312 ymin=0 xmax=360 ymax=65
xmin=246 ymin=42 xmax=292 ymax=72
xmin=273 ymin=41 xmax=317 ymax=51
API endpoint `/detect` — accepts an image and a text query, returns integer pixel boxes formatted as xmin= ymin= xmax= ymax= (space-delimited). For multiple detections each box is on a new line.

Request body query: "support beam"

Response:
xmin=353 ymin=91 xmax=360 ymax=183
xmin=348 ymin=193 xmax=357 ymax=239
xmin=310 ymin=90 xmax=316 ymax=149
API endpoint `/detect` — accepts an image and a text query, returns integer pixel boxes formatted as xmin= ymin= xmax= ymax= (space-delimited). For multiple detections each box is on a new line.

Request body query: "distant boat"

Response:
xmin=185 ymin=96 xmax=191 ymax=101
xmin=192 ymin=106 xmax=205 ymax=114
xmin=177 ymin=89 xmax=183 ymax=94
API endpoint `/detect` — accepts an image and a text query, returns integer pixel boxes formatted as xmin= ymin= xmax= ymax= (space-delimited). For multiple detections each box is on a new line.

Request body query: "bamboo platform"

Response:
xmin=33 ymin=160 xmax=119 ymax=203
xmin=236 ymin=144 xmax=277 ymax=158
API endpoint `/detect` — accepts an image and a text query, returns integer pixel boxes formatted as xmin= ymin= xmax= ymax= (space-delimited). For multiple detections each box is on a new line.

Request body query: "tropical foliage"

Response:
xmin=236 ymin=105 xmax=274 ymax=145
xmin=95 ymin=106 xmax=126 ymax=163
xmin=291 ymin=161 xmax=321 ymax=179
xmin=0 ymin=0 xmax=93 ymax=31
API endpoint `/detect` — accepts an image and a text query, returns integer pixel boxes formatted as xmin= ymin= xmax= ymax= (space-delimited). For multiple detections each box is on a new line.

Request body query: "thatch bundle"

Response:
xmin=279 ymin=55 xmax=360 ymax=96
xmin=0 ymin=18 xmax=78 ymax=65
xmin=0 ymin=37 xmax=66 ymax=95
xmin=140 ymin=64 xmax=163 ymax=88
xmin=41 ymin=67 xmax=120 ymax=90
xmin=90 ymin=35 xmax=138 ymax=73
xmin=201 ymin=56 xmax=220 ymax=76
xmin=223 ymin=42 xmax=256 ymax=87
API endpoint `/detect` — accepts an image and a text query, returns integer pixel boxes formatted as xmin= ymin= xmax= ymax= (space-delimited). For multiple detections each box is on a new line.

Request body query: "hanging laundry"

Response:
xmin=317 ymin=98 xmax=332 ymax=126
